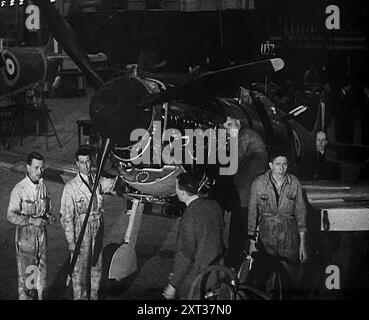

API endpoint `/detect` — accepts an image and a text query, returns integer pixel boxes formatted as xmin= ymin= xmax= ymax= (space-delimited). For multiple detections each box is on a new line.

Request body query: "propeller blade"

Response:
xmin=33 ymin=0 xmax=104 ymax=90
xmin=139 ymin=58 xmax=285 ymax=108
xmin=69 ymin=138 xmax=112 ymax=275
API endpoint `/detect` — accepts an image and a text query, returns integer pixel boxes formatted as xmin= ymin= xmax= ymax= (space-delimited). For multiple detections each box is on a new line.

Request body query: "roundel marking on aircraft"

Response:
xmin=5 ymin=58 xmax=16 ymax=75
xmin=292 ymin=128 xmax=302 ymax=158
xmin=2 ymin=50 xmax=20 ymax=86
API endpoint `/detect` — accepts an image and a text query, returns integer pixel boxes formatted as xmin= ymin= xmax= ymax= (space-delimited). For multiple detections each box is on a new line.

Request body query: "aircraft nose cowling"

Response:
xmin=90 ymin=76 xmax=154 ymax=147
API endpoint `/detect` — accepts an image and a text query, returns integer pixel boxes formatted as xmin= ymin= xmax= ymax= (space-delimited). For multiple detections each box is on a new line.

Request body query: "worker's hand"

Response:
xmin=68 ymin=242 xmax=76 ymax=253
xmin=163 ymin=284 xmax=176 ymax=300
xmin=299 ymin=243 xmax=308 ymax=262
xmin=299 ymin=232 xmax=308 ymax=262
xmin=100 ymin=177 xmax=117 ymax=194
xmin=30 ymin=216 xmax=47 ymax=227
xmin=249 ymin=239 xmax=258 ymax=254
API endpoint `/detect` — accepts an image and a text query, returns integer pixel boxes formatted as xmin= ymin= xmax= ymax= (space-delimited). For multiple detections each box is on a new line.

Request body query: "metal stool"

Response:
xmin=76 ymin=119 xmax=99 ymax=146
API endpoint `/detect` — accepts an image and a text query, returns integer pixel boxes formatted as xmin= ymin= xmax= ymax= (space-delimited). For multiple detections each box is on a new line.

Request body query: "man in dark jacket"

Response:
xmin=299 ymin=131 xmax=340 ymax=181
xmin=163 ymin=173 xmax=225 ymax=300
xmin=299 ymin=131 xmax=341 ymax=268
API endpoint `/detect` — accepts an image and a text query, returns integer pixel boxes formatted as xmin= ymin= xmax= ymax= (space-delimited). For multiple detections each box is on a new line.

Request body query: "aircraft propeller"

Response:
xmin=33 ymin=0 xmax=104 ymax=90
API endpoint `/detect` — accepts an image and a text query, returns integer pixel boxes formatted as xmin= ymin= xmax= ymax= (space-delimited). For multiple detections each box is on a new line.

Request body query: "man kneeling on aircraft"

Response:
xmin=60 ymin=145 xmax=118 ymax=300
xmin=163 ymin=173 xmax=225 ymax=300
xmin=247 ymin=153 xmax=307 ymax=297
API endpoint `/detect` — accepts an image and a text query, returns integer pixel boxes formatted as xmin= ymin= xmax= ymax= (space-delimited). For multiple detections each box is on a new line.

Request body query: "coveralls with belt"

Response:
xmin=248 ymin=170 xmax=306 ymax=264
xmin=7 ymin=175 xmax=51 ymax=300
xmin=60 ymin=173 xmax=116 ymax=300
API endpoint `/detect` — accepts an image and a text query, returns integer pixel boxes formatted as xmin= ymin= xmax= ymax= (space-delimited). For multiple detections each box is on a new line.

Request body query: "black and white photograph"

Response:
xmin=1 ymin=0 xmax=369 ymax=306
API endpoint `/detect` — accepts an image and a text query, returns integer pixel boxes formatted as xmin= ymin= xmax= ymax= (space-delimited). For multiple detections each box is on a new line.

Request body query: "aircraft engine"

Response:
xmin=90 ymin=76 xmax=225 ymax=199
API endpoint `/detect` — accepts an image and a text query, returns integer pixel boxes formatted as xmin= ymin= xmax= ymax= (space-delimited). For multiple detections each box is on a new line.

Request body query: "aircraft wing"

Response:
xmin=302 ymin=180 xmax=369 ymax=231
xmin=303 ymin=180 xmax=369 ymax=205
xmin=139 ymin=58 xmax=285 ymax=108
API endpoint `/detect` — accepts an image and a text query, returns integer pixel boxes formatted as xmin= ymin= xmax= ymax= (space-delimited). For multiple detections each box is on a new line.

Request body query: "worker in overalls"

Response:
xmin=60 ymin=145 xmax=117 ymax=300
xmin=248 ymin=153 xmax=307 ymax=297
xmin=7 ymin=152 xmax=53 ymax=300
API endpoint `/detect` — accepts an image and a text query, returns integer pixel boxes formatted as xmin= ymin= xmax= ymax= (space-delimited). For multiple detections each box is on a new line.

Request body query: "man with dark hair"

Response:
xmin=247 ymin=153 xmax=307 ymax=296
xmin=26 ymin=151 xmax=44 ymax=165
xmin=7 ymin=152 xmax=53 ymax=300
xmin=163 ymin=173 xmax=225 ymax=300
xmin=248 ymin=153 xmax=307 ymax=263
xmin=60 ymin=145 xmax=117 ymax=300
xmin=216 ymin=113 xmax=268 ymax=271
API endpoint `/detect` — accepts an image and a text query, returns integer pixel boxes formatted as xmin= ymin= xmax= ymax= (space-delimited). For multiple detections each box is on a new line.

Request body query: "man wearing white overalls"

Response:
xmin=60 ymin=146 xmax=117 ymax=300
xmin=7 ymin=152 xmax=53 ymax=300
